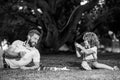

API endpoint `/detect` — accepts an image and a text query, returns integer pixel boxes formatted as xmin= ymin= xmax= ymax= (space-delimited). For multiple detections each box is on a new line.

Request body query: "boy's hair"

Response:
xmin=83 ymin=32 xmax=100 ymax=47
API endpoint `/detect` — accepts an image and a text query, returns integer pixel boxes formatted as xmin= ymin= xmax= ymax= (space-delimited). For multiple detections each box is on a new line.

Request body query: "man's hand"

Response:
xmin=20 ymin=66 xmax=30 ymax=70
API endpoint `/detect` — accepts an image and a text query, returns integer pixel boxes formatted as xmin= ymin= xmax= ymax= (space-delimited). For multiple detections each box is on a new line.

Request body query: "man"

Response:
xmin=4 ymin=29 xmax=41 ymax=70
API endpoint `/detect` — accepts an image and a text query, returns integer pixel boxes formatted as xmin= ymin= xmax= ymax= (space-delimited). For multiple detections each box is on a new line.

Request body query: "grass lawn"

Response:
xmin=0 ymin=51 xmax=120 ymax=80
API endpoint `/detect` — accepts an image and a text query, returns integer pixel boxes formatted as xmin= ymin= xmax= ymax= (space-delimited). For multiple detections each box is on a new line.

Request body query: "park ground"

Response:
xmin=0 ymin=51 xmax=120 ymax=80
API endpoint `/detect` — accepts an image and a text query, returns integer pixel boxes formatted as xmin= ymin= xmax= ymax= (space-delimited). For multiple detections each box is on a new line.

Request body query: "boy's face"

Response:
xmin=84 ymin=40 xmax=90 ymax=48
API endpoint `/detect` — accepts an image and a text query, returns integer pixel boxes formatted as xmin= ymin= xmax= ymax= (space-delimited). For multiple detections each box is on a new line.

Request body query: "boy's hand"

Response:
xmin=75 ymin=42 xmax=79 ymax=47
xmin=75 ymin=42 xmax=82 ymax=48
xmin=75 ymin=42 xmax=81 ymax=57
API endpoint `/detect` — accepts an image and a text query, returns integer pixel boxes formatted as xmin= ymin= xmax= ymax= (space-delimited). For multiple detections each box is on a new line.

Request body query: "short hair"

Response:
xmin=83 ymin=32 xmax=100 ymax=47
xmin=28 ymin=29 xmax=41 ymax=36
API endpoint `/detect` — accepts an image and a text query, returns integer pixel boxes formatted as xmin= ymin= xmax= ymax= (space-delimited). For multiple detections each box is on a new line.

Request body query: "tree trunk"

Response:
xmin=45 ymin=0 xmax=99 ymax=50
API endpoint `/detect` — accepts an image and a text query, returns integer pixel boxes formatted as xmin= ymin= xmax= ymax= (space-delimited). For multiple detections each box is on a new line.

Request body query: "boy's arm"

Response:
xmin=75 ymin=47 xmax=81 ymax=57
xmin=75 ymin=42 xmax=95 ymax=54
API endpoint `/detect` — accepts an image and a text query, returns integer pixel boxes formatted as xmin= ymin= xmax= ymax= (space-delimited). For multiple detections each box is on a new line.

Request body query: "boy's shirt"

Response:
xmin=83 ymin=46 xmax=97 ymax=61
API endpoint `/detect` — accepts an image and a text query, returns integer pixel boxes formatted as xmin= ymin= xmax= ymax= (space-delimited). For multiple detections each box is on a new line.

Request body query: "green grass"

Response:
xmin=0 ymin=52 xmax=120 ymax=80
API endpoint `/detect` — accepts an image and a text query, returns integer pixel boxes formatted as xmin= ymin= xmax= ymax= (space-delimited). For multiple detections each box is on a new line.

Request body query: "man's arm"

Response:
xmin=20 ymin=62 xmax=39 ymax=70
xmin=12 ymin=55 xmax=31 ymax=67
xmin=20 ymin=50 xmax=40 ymax=70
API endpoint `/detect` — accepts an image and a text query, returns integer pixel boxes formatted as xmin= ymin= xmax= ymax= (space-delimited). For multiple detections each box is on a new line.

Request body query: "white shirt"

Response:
xmin=83 ymin=46 xmax=97 ymax=60
xmin=5 ymin=40 xmax=40 ymax=68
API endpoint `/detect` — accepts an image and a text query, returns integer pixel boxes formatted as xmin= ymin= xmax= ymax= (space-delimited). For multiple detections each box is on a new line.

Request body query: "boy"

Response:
xmin=75 ymin=32 xmax=119 ymax=70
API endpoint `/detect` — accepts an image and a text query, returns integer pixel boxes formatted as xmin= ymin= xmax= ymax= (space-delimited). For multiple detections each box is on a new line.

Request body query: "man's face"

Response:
xmin=28 ymin=34 xmax=40 ymax=47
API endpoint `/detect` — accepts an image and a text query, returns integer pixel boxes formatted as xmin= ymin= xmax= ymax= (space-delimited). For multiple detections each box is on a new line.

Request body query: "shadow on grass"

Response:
xmin=66 ymin=62 xmax=81 ymax=67
xmin=98 ymin=52 xmax=120 ymax=60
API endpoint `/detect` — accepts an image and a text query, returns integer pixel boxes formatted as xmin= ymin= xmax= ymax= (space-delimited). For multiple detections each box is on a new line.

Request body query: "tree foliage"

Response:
xmin=0 ymin=0 xmax=120 ymax=52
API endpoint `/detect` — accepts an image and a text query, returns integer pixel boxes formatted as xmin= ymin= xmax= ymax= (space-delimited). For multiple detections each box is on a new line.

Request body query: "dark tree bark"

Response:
xmin=0 ymin=0 xmax=99 ymax=52
xmin=44 ymin=0 xmax=99 ymax=50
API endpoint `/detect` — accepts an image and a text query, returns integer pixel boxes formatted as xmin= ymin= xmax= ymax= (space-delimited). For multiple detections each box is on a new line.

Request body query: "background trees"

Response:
xmin=0 ymin=0 xmax=120 ymax=53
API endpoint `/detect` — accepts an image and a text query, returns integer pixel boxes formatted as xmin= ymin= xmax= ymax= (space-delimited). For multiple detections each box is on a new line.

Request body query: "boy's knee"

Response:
xmin=81 ymin=61 xmax=92 ymax=70
xmin=92 ymin=62 xmax=100 ymax=68
xmin=92 ymin=61 xmax=97 ymax=65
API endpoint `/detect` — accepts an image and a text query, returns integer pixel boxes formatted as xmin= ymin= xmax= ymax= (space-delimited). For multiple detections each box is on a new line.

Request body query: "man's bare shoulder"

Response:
xmin=32 ymin=48 xmax=39 ymax=52
xmin=12 ymin=40 xmax=24 ymax=45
